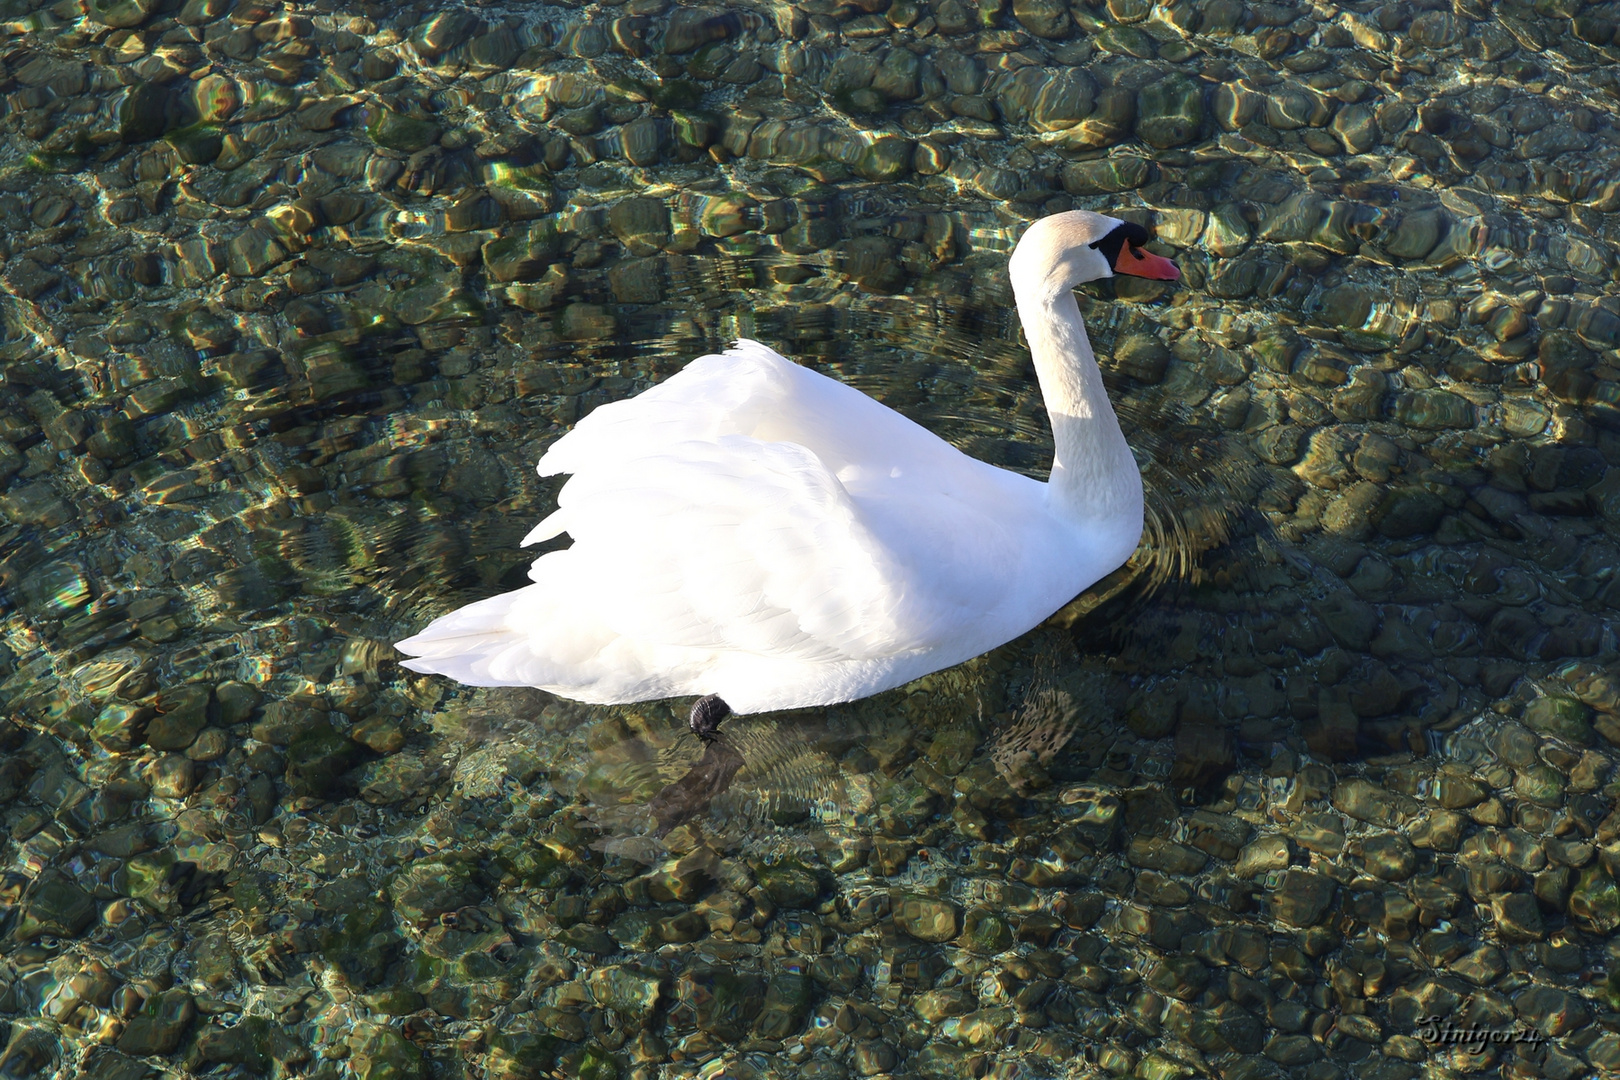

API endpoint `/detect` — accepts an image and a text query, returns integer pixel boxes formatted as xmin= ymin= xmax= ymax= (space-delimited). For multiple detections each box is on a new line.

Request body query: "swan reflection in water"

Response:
xmin=647 ymin=738 xmax=747 ymax=838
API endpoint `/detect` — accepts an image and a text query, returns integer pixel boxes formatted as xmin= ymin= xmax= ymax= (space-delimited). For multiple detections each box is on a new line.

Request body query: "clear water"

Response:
xmin=2 ymin=0 xmax=1619 ymax=1078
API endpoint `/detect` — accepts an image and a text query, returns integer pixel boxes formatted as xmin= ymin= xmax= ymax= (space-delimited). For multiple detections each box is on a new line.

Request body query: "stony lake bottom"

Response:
xmin=3 ymin=0 xmax=1620 ymax=1079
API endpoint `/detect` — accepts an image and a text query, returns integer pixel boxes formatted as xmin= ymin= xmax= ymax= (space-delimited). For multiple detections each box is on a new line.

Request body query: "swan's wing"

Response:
xmin=529 ymin=341 xmax=972 ymax=545
xmin=536 ymin=340 xmax=797 ymax=480
xmin=534 ymin=434 xmax=930 ymax=663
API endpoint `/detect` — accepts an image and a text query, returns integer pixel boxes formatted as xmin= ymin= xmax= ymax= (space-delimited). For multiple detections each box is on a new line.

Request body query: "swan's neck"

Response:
xmin=1018 ymin=287 xmax=1144 ymax=525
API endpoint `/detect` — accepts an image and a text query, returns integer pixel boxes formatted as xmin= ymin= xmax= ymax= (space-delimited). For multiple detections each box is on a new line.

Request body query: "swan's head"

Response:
xmin=1009 ymin=211 xmax=1180 ymax=298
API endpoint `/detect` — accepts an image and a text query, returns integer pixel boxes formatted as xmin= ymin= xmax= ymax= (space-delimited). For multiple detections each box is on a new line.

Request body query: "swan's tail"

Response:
xmin=395 ymin=576 xmax=688 ymax=703
xmin=395 ymin=590 xmax=552 ymax=687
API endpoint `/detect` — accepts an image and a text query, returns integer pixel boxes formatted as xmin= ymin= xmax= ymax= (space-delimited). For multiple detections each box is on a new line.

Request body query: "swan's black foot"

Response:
xmin=689 ymin=694 xmax=731 ymax=743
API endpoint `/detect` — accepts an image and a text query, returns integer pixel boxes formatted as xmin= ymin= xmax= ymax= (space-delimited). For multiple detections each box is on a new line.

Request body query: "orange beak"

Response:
xmin=1115 ymin=243 xmax=1180 ymax=281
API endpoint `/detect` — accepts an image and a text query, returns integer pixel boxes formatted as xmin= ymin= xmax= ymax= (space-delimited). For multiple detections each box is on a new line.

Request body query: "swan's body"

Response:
xmin=397 ymin=211 xmax=1176 ymax=716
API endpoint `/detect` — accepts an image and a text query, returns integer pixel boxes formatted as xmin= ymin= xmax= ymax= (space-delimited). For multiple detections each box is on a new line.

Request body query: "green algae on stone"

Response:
xmin=367 ymin=108 xmax=441 ymax=153
xmin=1050 ymin=85 xmax=1135 ymax=149
xmin=1515 ymin=764 xmax=1567 ymax=806
xmin=959 ymin=907 xmax=1014 ymax=953
xmin=1523 ymin=696 xmax=1594 ymax=744
xmin=670 ymin=110 xmax=719 ymax=149
xmin=924 ymin=723 xmax=979 ymax=774
xmin=1110 ymin=332 xmax=1170 ymax=384
xmin=165 ymin=123 xmax=225 ymax=166
xmin=677 ymin=967 xmax=764 ymax=1041
xmin=350 ymin=1025 xmax=424 ymax=1080
xmin=120 ymin=831 xmax=179 ymax=889
xmin=555 ymin=924 xmax=615 ymax=958
xmin=391 ymin=279 xmax=482 ymax=327
xmin=0 ymin=483 xmax=75 ymax=528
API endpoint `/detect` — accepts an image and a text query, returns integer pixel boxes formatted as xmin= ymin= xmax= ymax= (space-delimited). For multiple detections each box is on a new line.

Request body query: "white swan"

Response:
xmin=396 ymin=210 xmax=1179 ymax=738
